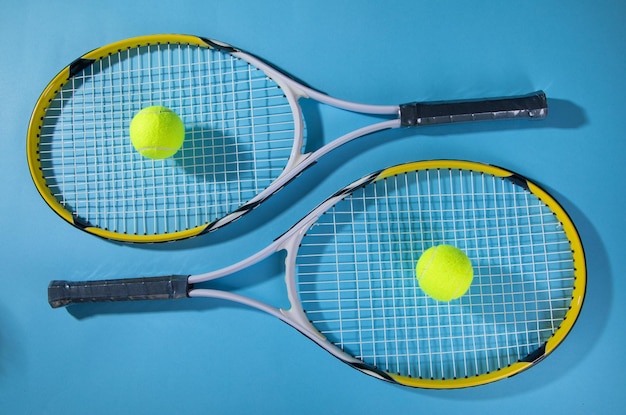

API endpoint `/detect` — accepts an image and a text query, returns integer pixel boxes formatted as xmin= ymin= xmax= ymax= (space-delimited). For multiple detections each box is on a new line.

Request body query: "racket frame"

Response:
xmin=28 ymin=34 xmax=547 ymax=243
xmin=193 ymin=160 xmax=586 ymax=388
xmin=48 ymin=160 xmax=585 ymax=388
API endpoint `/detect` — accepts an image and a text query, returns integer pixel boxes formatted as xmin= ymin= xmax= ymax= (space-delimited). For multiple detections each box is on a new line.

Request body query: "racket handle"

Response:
xmin=399 ymin=91 xmax=547 ymax=126
xmin=48 ymin=276 xmax=190 ymax=308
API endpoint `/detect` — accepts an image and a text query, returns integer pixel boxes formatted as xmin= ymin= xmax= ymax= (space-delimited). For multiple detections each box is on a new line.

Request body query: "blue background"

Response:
xmin=1 ymin=1 xmax=623 ymax=413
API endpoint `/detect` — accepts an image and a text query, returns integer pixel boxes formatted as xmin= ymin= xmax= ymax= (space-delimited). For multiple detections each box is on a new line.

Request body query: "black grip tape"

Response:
xmin=400 ymin=91 xmax=547 ymax=126
xmin=48 ymin=275 xmax=190 ymax=308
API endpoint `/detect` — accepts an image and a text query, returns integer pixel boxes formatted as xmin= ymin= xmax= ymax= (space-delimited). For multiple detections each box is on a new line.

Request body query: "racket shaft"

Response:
xmin=48 ymin=276 xmax=190 ymax=308
xmin=400 ymin=91 xmax=547 ymax=126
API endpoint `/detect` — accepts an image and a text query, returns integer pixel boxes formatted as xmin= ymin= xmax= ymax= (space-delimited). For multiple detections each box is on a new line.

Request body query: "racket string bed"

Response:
xmin=37 ymin=42 xmax=296 ymax=236
xmin=296 ymin=168 xmax=576 ymax=381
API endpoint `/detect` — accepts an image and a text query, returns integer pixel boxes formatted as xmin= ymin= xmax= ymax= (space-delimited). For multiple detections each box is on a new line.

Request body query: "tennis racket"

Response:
xmin=28 ymin=34 xmax=548 ymax=243
xmin=48 ymin=160 xmax=585 ymax=388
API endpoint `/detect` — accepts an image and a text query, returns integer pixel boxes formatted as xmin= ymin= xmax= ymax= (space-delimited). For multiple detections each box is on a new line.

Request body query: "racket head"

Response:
xmin=27 ymin=34 xmax=304 ymax=242
xmin=288 ymin=160 xmax=585 ymax=388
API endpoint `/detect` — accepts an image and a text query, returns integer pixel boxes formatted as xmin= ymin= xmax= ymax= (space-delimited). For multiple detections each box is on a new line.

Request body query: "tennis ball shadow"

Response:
xmin=173 ymin=125 xmax=257 ymax=183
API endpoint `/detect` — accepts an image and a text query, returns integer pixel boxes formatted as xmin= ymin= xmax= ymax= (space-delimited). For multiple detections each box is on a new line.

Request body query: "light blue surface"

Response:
xmin=1 ymin=1 xmax=623 ymax=413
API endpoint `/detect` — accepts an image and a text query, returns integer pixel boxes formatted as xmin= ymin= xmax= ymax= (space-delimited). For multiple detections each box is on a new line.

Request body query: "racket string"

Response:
xmin=296 ymin=169 xmax=577 ymax=380
xmin=38 ymin=42 xmax=297 ymax=235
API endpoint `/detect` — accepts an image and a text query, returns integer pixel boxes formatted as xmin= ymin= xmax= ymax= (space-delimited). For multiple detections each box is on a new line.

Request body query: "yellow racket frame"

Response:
xmin=27 ymin=35 xmax=216 ymax=242
xmin=375 ymin=160 xmax=585 ymax=388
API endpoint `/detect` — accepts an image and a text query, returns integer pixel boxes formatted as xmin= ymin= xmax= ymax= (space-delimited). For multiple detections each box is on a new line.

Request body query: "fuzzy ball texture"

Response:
xmin=416 ymin=244 xmax=474 ymax=302
xmin=130 ymin=106 xmax=185 ymax=159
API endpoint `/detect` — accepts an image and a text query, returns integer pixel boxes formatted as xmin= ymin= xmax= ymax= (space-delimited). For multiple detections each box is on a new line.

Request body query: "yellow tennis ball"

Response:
xmin=130 ymin=106 xmax=185 ymax=159
xmin=416 ymin=244 xmax=474 ymax=302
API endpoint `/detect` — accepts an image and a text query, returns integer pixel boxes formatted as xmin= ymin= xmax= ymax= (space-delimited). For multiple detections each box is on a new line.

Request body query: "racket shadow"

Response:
xmin=155 ymin=98 xmax=581 ymax=251
xmin=434 ymin=198 xmax=609 ymax=399
xmin=95 ymin=96 xmax=583 ymax=251
xmin=541 ymin=98 xmax=587 ymax=129
xmin=64 ymin=295 xmax=260 ymax=319
xmin=65 ymin=251 xmax=289 ymax=320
